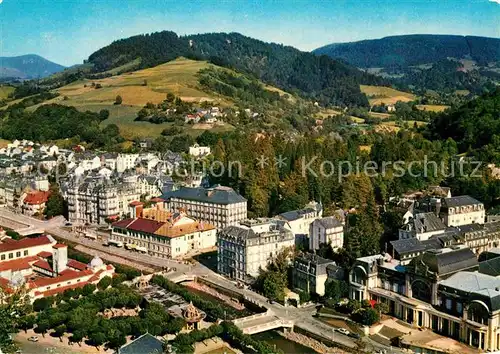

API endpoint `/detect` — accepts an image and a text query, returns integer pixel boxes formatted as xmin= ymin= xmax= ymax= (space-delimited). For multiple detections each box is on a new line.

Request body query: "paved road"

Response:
xmin=0 ymin=209 xmax=407 ymax=353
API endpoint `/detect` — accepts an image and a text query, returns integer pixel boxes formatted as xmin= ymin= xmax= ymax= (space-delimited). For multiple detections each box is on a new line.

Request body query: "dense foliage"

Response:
xmin=427 ymin=88 xmax=500 ymax=160
xmin=314 ymin=34 xmax=500 ymax=68
xmin=0 ymin=104 xmax=122 ymax=148
xmin=87 ymin=30 xmax=390 ymax=107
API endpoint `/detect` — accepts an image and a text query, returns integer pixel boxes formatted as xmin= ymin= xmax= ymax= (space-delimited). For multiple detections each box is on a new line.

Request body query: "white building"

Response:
xmin=399 ymin=212 xmax=447 ymax=241
xmin=440 ymin=195 xmax=485 ymax=227
xmin=278 ymin=201 xmax=322 ymax=242
xmin=217 ymin=219 xmax=294 ymax=280
xmin=309 ymin=216 xmax=344 ymax=251
xmin=189 ymin=144 xmax=211 ymax=157
xmin=67 ymin=179 xmax=140 ymax=224
xmin=116 ymin=153 xmax=139 ymax=173
xmin=161 ymin=185 xmax=247 ymax=229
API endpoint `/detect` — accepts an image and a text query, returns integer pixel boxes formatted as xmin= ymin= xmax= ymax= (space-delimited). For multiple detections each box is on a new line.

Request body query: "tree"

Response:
xmin=82 ymin=283 xmax=96 ymax=296
xmin=44 ymin=185 xmax=65 ymax=218
xmin=97 ymin=276 xmax=112 ymax=290
xmin=53 ymin=324 xmax=66 ymax=342
xmin=69 ymin=330 xmax=84 ymax=347
xmin=34 ymin=319 xmax=50 ymax=338
xmin=359 ymin=308 xmax=380 ymax=326
xmin=114 ymin=95 xmax=123 ymax=105
xmin=262 ymin=271 xmax=286 ymax=302
xmin=17 ymin=315 xmax=36 ymax=333
xmin=33 ymin=297 xmax=53 ymax=312
xmin=374 ymin=302 xmax=389 ymax=317
xmin=324 ymin=279 xmax=349 ymax=303
xmin=88 ymin=331 xmax=107 ymax=349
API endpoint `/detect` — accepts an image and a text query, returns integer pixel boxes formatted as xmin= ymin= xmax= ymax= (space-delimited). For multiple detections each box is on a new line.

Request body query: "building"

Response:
xmin=67 ymin=178 xmax=140 ymax=224
xmin=116 ymin=333 xmax=163 ymax=354
xmin=161 ymin=185 xmax=247 ymax=229
xmin=189 ymin=144 xmax=211 ymax=157
xmin=110 ymin=203 xmax=216 ymax=259
xmin=440 ymin=195 xmax=485 ymax=227
xmin=348 ymin=246 xmax=500 ymax=351
xmin=116 ymin=153 xmax=139 ymax=173
xmin=278 ymin=201 xmax=322 ymax=244
xmin=292 ymin=253 xmax=335 ymax=296
xmin=0 ymin=235 xmax=114 ymax=302
xmin=309 ymin=216 xmax=344 ymax=251
xmin=217 ymin=219 xmax=294 ymax=281
xmin=21 ymin=190 xmax=51 ymax=216
xmin=399 ymin=212 xmax=447 ymax=241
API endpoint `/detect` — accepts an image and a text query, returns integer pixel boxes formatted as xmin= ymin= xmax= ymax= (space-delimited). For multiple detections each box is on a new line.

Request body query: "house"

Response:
xmin=440 ymin=195 xmax=485 ymax=227
xmin=278 ymin=201 xmax=322 ymax=245
xmin=293 ymin=253 xmax=335 ymax=296
xmin=116 ymin=154 xmax=139 ymax=173
xmin=21 ymin=190 xmax=51 ymax=216
xmin=399 ymin=212 xmax=447 ymax=241
xmin=189 ymin=144 xmax=211 ymax=157
xmin=309 ymin=216 xmax=344 ymax=251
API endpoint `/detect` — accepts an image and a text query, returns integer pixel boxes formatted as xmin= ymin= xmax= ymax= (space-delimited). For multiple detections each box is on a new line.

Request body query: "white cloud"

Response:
xmin=489 ymin=0 xmax=500 ymax=4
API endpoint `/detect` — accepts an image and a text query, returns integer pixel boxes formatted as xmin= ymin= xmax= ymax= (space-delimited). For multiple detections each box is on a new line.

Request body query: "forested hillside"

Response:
xmin=87 ymin=31 xmax=389 ymax=107
xmin=427 ymin=88 xmax=500 ymax=160
xmin=313 ymin=35 xmax=500 ymax=67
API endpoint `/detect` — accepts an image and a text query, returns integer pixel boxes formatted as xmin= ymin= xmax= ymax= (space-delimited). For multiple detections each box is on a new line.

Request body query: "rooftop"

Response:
xmin=0 ymin=235 xmax=54 ymax=253
xmin=161 ymin=185 xmax=246 ymax=205
xmin=442 ymin=195 xmax=483 ymax=208
xmin=117 ymin=333 xmax=163 ymax=354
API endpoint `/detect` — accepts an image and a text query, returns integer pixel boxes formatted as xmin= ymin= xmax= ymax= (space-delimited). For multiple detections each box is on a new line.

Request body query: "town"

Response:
xmin=0 ymin=135 xmax=499 ymax=353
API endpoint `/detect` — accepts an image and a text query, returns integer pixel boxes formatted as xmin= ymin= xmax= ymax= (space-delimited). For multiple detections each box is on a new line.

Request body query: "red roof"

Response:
xmin=0 ymin=277 xmax=13 ymax=293
xmin=33 ymin=260 xmax=53 ymax=272
xmin=67 ymin=259 xmax=87 ymax=271
xmin=52 ymin=244 xmax=67 ymax=249
xmin=150 ymin=197 xmax=165 ymax=203
xmin=127 ymin=218 xmax=165 ymax=234
xmin=23 ymin=191 xmax=51 ymax=205
xmin=37 ymin=251 xmax=52 ymax=258
xmin=31 ymin=269 xmax=93 ymax=288
xmin=0 ymin=236 xmax=53 ymax=253
xmin=0 ymin=256 xmax=38 ymax=272
xmin=112 ymin=218 xmax=134 ymax=228
xmin=35 ymin=281 xmax=89 ymax=298
xmin=129 ymin=201 xmax=143 ymax=206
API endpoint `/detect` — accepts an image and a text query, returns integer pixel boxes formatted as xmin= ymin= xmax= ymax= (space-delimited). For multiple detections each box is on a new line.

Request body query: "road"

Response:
xmin=0 ymin=208 xmax=406 ymax=353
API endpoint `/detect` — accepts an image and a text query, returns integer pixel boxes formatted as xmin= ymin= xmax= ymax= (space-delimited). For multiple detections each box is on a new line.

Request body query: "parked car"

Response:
xmin=336 ymin=328 xmax=350 ymax=336
xmin=28 ymin=336 xmax=38 ymax=342
xmin=348 ymin=332 xmax=361 ymax=339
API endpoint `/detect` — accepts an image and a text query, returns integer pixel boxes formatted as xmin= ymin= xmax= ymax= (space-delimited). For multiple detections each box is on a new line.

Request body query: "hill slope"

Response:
xmin=0 ymin=54 xmax=65 ymax=79
xmin=86 ymin=30 xmax=389 ymax=107
xmin=313 ymin=35 xmax=500 ymax=68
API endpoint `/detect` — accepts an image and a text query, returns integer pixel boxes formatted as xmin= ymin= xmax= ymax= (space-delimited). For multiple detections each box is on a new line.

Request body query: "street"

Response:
xmin=0 ymin=208 xmax=406 ymax=353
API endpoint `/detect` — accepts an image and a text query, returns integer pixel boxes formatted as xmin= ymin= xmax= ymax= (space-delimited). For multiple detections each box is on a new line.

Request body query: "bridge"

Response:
xmin=233 ymin=310 xmax=294 ymax=335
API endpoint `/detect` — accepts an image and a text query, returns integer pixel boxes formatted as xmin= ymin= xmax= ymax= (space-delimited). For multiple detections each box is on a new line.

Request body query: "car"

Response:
xmin=65 ymin=222 xmax=72 ymax=226
xmin=336 ymin=328 xmax=350 ymax=336
xmin=28 ymin=336 xmax=38 ymax=342
xmin=348 ymin=332 xmax=361 ymax=339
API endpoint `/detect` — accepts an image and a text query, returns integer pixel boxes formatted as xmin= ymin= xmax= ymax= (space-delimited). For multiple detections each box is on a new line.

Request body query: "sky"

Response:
xmin=0 ymin=0 xmax=499 ymax=67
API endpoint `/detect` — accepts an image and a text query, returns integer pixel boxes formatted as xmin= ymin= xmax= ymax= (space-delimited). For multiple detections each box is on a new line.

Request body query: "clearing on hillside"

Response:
xmin=360 ymin=85 xmax=416 ymax=105
xmin=416 ymin=104 xmax=450 ymax=112
xmin=0 ymin=85 xmax=15 ymax=100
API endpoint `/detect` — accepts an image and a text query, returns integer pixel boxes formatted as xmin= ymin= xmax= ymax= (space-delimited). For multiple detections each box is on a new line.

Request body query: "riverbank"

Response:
xmin=279 ymin=331 xmax=348 ymax=354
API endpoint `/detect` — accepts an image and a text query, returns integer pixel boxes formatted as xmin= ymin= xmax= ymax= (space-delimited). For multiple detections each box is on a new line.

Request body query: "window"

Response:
xmin=24 ymin=250 xmax=28 ymax=256
xmin=457 ymin=302 xmax=463 ymax=314
xmin=445 ymin=299 xmax=452 ymax=310
xmin=8 ymin=253 xmax=13 ymax=259
xmin=16 ymin=251 xmax=21 ymax=257
xmin=1 ymin=255 xmax=5 ymax=261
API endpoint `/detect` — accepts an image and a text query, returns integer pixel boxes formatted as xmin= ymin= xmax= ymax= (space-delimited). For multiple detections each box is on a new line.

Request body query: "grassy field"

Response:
xmin=0 ymin=85 xmax=14 ymax=100
xmin=416 ymin=104 xmax=449 ymax=112
xmin=360 ymin=85 xmax=416 ymax=105
xmin=25 ymin=58 xmax=241 ymax=139
xmin=369 ymin=111 xmax=391 ymax=119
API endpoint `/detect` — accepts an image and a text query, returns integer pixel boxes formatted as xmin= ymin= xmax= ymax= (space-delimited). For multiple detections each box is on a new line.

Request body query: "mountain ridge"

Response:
xmin=313 ymin=34 xmax=500 ymax=68
xmin=0 ymin=54 xmax=66 ymax=79
xmin=86 ymin=30 xmax=390 ymax=107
